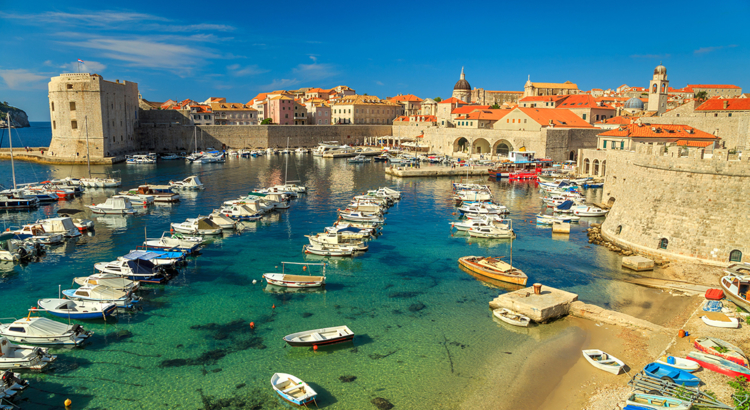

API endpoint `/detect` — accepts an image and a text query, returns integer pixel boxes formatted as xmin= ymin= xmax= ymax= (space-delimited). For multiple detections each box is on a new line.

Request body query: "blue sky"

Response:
xmin=1 ymin=0 xmax=748 ymax=121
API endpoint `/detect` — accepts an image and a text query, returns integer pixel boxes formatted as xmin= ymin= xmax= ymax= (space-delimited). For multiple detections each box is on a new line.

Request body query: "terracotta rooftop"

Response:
xmin=557 ymin=95 xmax=614 ymax=109
xmin=516 ymin=108 xmax=594 ymax=128
xmin=687 ymin=84 xmax=741 ymax=89
xmin=519 ymin=95 xmax=568 ymax=103
xmin=389 ymin=94 xmax=423 ymax=103
xmin=451 ymin=105 xmax=490 ymax=114
xmin=438 ymin=97 xmax=467 ymax=104
xmin=457 ymin=110 xmax=512 ymax=121
xmin=695 ymin=98 xmax=750 ymax=111
xmin=209 ymin=102 xmax=256 ymax=111
xmin=596 ymin=116 xmax=636 ymax=125
xmin=529 ymin=81 xmax=578 ymax=89
xmin=599 ymin=123 xmax=718 ymax=139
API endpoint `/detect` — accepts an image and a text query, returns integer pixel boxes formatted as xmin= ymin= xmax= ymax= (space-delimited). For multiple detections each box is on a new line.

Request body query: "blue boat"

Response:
xmin=582 ymin=183 xmax=603 ymax=189
xmin=643 ymin=362 xmax=701 ymax=387
xmin=37 ymin=298 xmax=117 ymax=320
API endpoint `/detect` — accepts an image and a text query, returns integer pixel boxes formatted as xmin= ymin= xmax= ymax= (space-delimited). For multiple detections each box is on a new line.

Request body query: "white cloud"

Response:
xmin=0 ymin=69 xmax=49 ymax=90
xmin=376 ymin=81 xmax=384 ymax=86
xmin=694 ymin=45 xmax=737 ymax=54
xmin=309 ymin=55 xmax=318 ymax=63
xmin=228 ymin=64 xmax=268 ymax=76
xmin=293 ymin=62 xmax=337 ymax=81
xmin=261 ymin=79 xmax=300 ymax=90
xmin=60 ymin=60 xmax=107 ymax=73
xmin=0 ymin=10 xmax=167 ymax=27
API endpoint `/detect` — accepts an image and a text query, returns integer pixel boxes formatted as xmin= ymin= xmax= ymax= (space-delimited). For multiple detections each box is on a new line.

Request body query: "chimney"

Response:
xmin=723 ymin=100 xmax=729 ymax=109
xmin=548 ymin=119 xmax=555 ymax=128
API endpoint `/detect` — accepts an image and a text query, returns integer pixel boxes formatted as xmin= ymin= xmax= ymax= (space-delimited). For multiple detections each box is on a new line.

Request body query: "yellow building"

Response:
xmin=330 ymin=95 xmax=401 ymax=124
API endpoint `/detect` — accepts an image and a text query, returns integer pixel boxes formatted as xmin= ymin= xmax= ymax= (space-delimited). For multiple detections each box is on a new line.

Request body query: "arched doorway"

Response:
xmin=593 ymin=159 xmax=600 ymax=175
xmin=601 ymin=160 xmax=606 ymax=176
xmin=569 ymin=151 xmax=576 ymax=161
xmin=473 ymin=138 xmax=490 ymax=155
xmin=493 ymin=140 xmax=513 ymax=158
xmin=607 ymin=197 xmax=615 ymax=206
xmin=584 ymin=158 xmax=590 ymax=174
xmin=454 ymin=138 xmax=469 ymax=153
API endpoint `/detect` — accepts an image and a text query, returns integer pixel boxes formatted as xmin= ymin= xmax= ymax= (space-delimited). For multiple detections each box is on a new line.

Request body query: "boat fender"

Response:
xmin=252 ymin=279 xmax=257 ymax=284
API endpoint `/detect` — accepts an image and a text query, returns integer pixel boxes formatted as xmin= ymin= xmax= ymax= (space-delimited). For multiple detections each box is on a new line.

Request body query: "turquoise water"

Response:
xmin=0 ymin=152 xmax=650 ymax=409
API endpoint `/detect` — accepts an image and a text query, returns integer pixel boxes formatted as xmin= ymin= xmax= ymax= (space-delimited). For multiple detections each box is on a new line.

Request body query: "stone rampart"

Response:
xmin=595 ymin=148 xmax=749 ymax=265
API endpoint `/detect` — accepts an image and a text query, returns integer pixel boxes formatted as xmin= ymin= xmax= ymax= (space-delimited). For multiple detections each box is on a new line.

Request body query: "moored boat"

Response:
xmin=0 ymin=337 xmax=56 ymax=371
xmin=643 ymin=362 xmax=700 ymax=386
xmin=492 ymin=308 xmax=530 ymax=327
xmin=582 ymin=349 xmax=625 ymax=375
xmin=458 ymin=256 xmax=527 ymax=286
xmin=37 ymin=299 xmax=117 ymax=320
xmin=0 ymin=317 xmax=91 ymax=346
xmin=270 ymin=373 xmax=317 ymax=406
xmin=87 ymin=197 xmax=136 ymax=215
xmin=693 ymin=337 xmax=748 ymax=367
xmin=62 ymin=285 xmax=140 ymax=309
xmin=263 ymin=262 xmax=326 ymax=288
xmin=283 ymin=326 xmax=354 ymax=347
xmin=625 ymin=393 xmax=691 ymax=410
xmin=687 ymin=351 xmax=750 ymax=380
xmin=655 ymin=355 xmax=700 ymax=372
xmin=73 ymin=273 xmax=141 ymax=292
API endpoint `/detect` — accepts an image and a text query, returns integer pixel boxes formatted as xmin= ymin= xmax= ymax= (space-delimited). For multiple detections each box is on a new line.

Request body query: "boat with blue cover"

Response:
xmin=121 ymin=250 xmax=185 ymax=267
xmin=643 ymin=362 xmax=701 ymax=387
xmin=93 ymin=259 xmax=172 ymax=284
xmin=37 ymin=299 xmax=117 ymax=320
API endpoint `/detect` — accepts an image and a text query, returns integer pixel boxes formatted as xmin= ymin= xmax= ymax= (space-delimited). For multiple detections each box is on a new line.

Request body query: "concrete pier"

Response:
xmin=385 ymin=165 xmax=491 ymax=178
xmin=489 ymin=285 xmax=578 ymax=322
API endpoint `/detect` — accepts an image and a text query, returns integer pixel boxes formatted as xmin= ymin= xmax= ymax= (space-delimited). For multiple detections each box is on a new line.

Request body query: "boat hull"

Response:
xmin=284 ymin=334 xmax=353 ymax=347
xmin=263 ymin=274 xmax=324 ymax=288
xmin=458 ymin=257 xmax=527 ymax=286
xmin=44 ymin=304 xmax=117 ymax=320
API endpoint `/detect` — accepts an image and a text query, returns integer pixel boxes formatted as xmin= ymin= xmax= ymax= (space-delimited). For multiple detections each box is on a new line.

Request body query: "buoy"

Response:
xmin=249 ymin=322 xmax=255 ymax=329
xmin=272 ymin=304 xmax=276 ymax=309
xmin=65 ymin=398 xmax=72 ymax=407
xmin=303 ymin=266 xmax=307 ymax=271
xmin=313 ymin=345 xmax=318 ymax=351
xmin=252 ymin=279 xmax=257 ymax=284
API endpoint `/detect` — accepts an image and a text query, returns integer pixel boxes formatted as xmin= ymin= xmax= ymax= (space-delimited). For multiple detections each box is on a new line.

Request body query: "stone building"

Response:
xmin=330 ymin=95 xmax=401 ymax=124
xmin=436 ymin=97 xmax=467 ymax=127
xmin=47 ymin=73 xmax=139 ymax=159
xmin=647 ymin=64 xmax=669 ymax=114
xmin=210 ymin=102 xmax=257 ymax=125
xmin=688 ymin=84 xmax=742 ymax=98
xmin=595 ymin=122 xmax=720 ymax=151
xmin=388 ymin=94 xmax=423 ymax=116
xmin=267 ymin=96 xmax=294 ymax=125
xmin=420 ymin=98 xmax=438 ymax=116
xmin=523 ymin=77 xmax=579 ymax=97
xmin=470 ymin=89 xmax=523 ymax=106
xmin=304 ymin=100 xmax=330 ymax=125
xmin=452 ymin=68 xmax=471 ymax=103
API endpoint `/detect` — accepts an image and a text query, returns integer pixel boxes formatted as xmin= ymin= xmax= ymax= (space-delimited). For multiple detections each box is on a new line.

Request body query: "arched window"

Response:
xmin=730 ymin=250 xmax=743 ymax=263
xmin=616 ymin=225 xmax=622 ymax=235
xmin=659 ymin=238 xmax=668 ymax=250
xmin=652 ymin=84 xmax=657 ymax=93
xmin=661 ymin=84 xmax=665 ymax=93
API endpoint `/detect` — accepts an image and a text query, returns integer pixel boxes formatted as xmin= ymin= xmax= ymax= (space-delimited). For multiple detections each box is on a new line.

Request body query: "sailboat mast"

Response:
xmin=194 ymin=126 xmax=197 ymax=154
xmin=7 ymin=113 xmax=16 ymax=190
xmin=284 ymin=137 xmax=289 ymax=184
xmin=85 ymin=116 xmax=91 ymax=178
xmin=510 ymin=231 xmax=513 ymax=270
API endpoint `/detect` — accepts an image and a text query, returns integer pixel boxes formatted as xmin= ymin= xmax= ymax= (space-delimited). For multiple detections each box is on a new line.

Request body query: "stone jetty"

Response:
xmin=385 ymin=165 xmax=491 ymax=178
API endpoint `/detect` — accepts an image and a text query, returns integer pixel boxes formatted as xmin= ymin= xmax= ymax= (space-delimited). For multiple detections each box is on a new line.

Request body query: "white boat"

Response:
xmin=126 ymin=154 xmax=156 ymax=164
xmin=200 ymin=153 xmax=225 ymax=163
xmin=143 ymin=232 xmax=203 ymax=253
xmin=263 ymin=262 xmax=326 ymax=288
xmin=62 ymin=285 xmax=139 ymax=309
xmin=134 ymin=185 xmax=180 ymax=203
xmin=468 ymin=222 xmax=515 ymax=239
xmin=114 ymin=192 xmax=154 ymax=205
xmin=701 ymin=312 xmax=739 ymax=328
xmin=171 ymin=217 xmax=223 ymax=235
xmin=273 ymin=183 xmax=306 ymax=194
xmin=303 ymin=243 xmax=355 ymax=257
xmin=337 ymin=210 xmax=383 ymax=223
xmin=73 ymin=273 xmax=141 ymax=292
xmin=223 ymin=198 xmax=274 ymax=214
xmin=347 ymin=154 xmax=370 ymax=163
xmin=37 ymin=298 xmax=117 ymax=320
xmin=93 ymin=259 xmax=169 ymax=283
xmin=458 ymin=202 xmax=508 ymax=216
xmin=493 ymin=308 xmax=530 ymax=327
xmin=572 ymin=206 xmax=608 ymax=217
xmin=0 ymin=317 xmax=91 ymax=346
xmin=582 ymin=349 xmax=624 ymax=375
xmin=535 ymin=213 xmax=581 ymax=224
xmin=208 ymin=212 xmax=237 ymax=229
xmin=306 ymin=233 xmax=368 ymax=252
xmin=456 ymin=190 xmax=492 ymax=203
xmin=11 ymin=224 xmax=64 ymax=245
xmin=451 ymin=217 xmax=508 ymax=232
xmin=0 ymin=370 xmax=29 ymax=401
xmin=216 ymin=205 xmax=262 ymax=221
xmin=80 ymin=177 xmax=121 ymax=188
xmin=347 ymin=200 xmax=384 ymax=214
xmin=0 ymin=337 xmax=56 ymax=371
xmin=169 ymin=176 xmax=204 ymax=190
xmin=656 ymin=355 xmax=701 ymax=372
xmin=87 ymin=197 xmax=136 ymax=215
xmin=270 ymin=373 xmax=317 ymax=406
xmin=282 ymin=326 xmax=353 ymax=346
xmin=324 ymin=224 xmax=374 ymax=239
xmin=379 ymin=187 xmax=401 ymax=199
xmin=36 ymin=217 xmax=81 ymax=238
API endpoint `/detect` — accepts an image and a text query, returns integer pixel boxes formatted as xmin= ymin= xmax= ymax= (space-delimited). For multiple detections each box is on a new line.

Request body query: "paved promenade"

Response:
xmin=385 ymin=165 xmax=492 ymax=178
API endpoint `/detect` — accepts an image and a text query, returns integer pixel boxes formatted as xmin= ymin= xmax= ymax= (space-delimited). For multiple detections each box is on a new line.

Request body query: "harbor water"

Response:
xmin=0 ymin=126 xmax=663 ymax=409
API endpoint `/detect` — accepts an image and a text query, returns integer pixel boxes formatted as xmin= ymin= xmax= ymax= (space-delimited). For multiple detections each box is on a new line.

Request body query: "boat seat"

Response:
xmin=282 ymin=384 xmax=304 ymax=394
xmin=311 ymin=333 xmax=324 ymax=341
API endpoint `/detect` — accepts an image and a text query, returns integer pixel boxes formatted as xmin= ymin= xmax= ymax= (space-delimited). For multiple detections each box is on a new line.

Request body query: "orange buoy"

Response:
xmin=313 ymin=345 xmax=318 ymax=351
xmin=249 ymin=322 xmax=255 ymax=329
xmin=65 ymin=398 xmax=72 ymax=407
xmin=272 ymin=304 xmax=276 ymax=309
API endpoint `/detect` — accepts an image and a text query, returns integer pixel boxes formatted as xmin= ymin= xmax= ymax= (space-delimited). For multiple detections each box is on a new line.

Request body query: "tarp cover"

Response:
xmin=125 ymin=259 xmax=158 ymax=274
xmin=57 ymin=208 xmax=83 ymax=215
xmin=336 ymin=227 xmax=362 ymax=233
xmin=556 ymin=200 xmax=574 ymax=210
xmin=122 ymin=251 xmax=161 ymax=261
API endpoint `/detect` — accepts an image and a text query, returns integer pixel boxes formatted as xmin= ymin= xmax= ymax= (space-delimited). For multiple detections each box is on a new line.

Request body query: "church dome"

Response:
xmin=454 ymin=78 xmax=470 ymax=91
xmin=654 ymin=64 xmax=667 ymax=75
xmin=624 ymin=97 xmax=644 ymax=109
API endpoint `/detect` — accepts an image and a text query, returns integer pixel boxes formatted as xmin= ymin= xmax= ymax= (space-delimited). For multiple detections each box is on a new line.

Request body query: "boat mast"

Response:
xmin=85 ymin=116 xmax=91 ymax=178
xmin=7 ymin=113 xmax=16 ymax=190
xmin=193 ymin=126 xmax=197 ymax=154
xmin=284 ymin=137 xmax=289 ymax=185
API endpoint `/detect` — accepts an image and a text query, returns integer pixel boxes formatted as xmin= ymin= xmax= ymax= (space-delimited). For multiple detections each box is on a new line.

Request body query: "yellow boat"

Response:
xmin=458 ymin=256 xmax=527 ymax=286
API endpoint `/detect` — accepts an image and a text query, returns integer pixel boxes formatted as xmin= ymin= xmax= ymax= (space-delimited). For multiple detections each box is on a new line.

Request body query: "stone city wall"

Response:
xmin=134 ymin=124 xmax=393 ymax=152
xmin=594 ymin=147 xmax=750 ymax=265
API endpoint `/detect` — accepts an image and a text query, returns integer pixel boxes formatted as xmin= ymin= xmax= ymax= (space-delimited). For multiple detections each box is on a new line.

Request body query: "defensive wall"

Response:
xmin=394 ymin=126 xmax=601 ymax=162
xmin=581 ymin=145 xmax=750 ymax=265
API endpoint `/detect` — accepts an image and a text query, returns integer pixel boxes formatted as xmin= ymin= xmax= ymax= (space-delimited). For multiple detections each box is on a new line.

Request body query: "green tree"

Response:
xmin=695 ymin=91 xmax=708 ymax=101
xmin=261 ymin=118 xmax=273 ymax=125
xmin=490 ymin=103 xmax=500 ymax=109
xmin=433 ymin=97 xmax=442 ymax=102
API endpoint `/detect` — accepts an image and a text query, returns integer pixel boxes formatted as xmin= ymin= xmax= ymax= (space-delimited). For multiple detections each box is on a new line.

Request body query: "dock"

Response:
xmin=385 ymin=165 xmax=491 ymax=178
xmin=322 ymin=149 xmax=381 ymax=158
xmin=489 ymin=285 xmax=578 ymax=322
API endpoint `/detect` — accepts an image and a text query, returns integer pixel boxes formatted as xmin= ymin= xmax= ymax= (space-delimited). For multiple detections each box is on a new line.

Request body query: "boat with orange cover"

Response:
xmin=458 ymin=256 xmax=527 ymax=286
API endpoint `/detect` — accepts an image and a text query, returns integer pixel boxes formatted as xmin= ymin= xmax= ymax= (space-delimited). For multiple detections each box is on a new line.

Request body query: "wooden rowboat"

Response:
xmin=582 ymin=349 xmax=624 ymax=375
xmin=687 ymin=351 xmax=750 ymax=380
xmin=656 ymin=355 xmax=700 ymax=372
xmin=694 ymin=337 xmax=748 ymax=367
xmin=263 ymin=273 xmax=324 ymax=288
xmin=493 ymin=308 xmax=530 ymax=327
xmin=283 ymin=326 xmax=354 ymax=347
xmin=458 ymin=256 xmax=527 ymax=286
xmin=271 ymin=373 xmax=317 ymax=406
xmin=626 ymin=393 xmax=691 ymax=410
xmin=701 ymin=312 xmax=739 ymax=328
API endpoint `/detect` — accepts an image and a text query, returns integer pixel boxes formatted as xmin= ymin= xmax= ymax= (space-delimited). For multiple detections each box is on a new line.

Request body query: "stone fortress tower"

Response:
xmin=47 ymin=73 xmax=139 ymax=160
xmin=647 ymin=64 xmax=669 ymax=115
xmin=452 ymin=67 xmax=471 ymax=103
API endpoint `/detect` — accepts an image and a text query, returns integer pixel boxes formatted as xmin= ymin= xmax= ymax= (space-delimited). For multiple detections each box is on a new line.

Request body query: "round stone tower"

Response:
xmin=452 ymin=67 xmax=471 ymax=103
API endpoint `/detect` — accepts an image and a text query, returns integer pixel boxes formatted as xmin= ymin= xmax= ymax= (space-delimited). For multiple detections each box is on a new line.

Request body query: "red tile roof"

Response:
xmin=519 ymin=95 xmax=568 ymax=103
xmin=599 ymin=124 xmax=719 ymax=139
xmin=389 ymin=94 xmax=423 ymax=103
xmin=438 ymin=97 xmax=467 ymax=104
xmin=457 ymin=110 xmax=512 ymax=121
xmin=451 ymin=105 xmax=490 ymax=114
xmin=695 ymin=98 xmax=750 ymax=111
xmin=675 ymin=140 xmax=714 ymax=147
xmin=687 ymin=84 xmax=741 ymax=89
xmin=557 ymin=95 xmax=614 ymax=110
xmin=516 ymin=108 xmax=594 ymax=128
xmin=596 ymin=116 xmax=636 ymax=125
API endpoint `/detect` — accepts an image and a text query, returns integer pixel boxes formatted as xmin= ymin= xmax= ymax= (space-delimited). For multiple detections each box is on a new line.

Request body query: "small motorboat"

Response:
xmin=171 ymin=217 xmax=222 ymax=235
xmin=303 ymin=243 xmax=354 ymax=257
xmin=572 ymin=206 xmax=608 ymax=217
xmin=216 ymin=205 xmax=262 ymax=221
xmin=306 ymin=233 xmax=368 ymax=252
xmin=11 ymin=224 xmax=64 ymax=245
xmin=458 ymin=256 xmax=527 ymax=286
xmin=693 ymin=337 xmax=748 ymax=367
xmin=271 ymin=373 xmax=317 ymax=406
xmin=208 ymin=213 xmax=237 ymax=230
xmin=263 ymin=262 xmax=326 ymax=289
xmin=582 ymin=349 xmax=625 ymax=375
xmin=324 ymin=225 xmax=374 ymax=239
xmin=36 ymin=217 xmax=81 ymax=238
xmin=0 ymin=370 xmax=29 ymax=400
xmin=283 ymin=326 xmax=354 ymax=347
xmin=94 ymin=259 xmax=170 ymax=284
xmin=62 ymin=285 xmax=140 ymax=309
xmin=655 ymin=355 xmax=700 ymax=372
xmin=122 ymin=250 xmax=185 ymax=268
xmin=87 ymin=197 xmax=136 ymax=215
xmin=687 ymin=351 xmax=750 ymax=380
xmin=57 ymin=209 xmax=95 ymax=231
xmin=493 ymin=308 xmax=530 ymax=327
xmin=719 ymin=273 xmax=750 ymax=312
xmin=455 ymin=190 xmax=492 ymax=203
xmin=468 ymin=224 xmax=515 ymax=239
xmin=535 ymin=213 xmax=580 ymax=224
xmin=0 ymin=316 xmax=91 ymax=346
xmin=73 ymin=272 xmax=141 ymax=292
xmin=700 ymin=312 xmax=739 ymax=328
xmin=0 ymin=337 xmax=56 ymax=371
xmin=37 ymin=299 xmax=117 ymax=320
xmin=347 ymin=154 xmax=370 ymax=163
xmin=169 ymin=176 xmax=204 ymax=190
xmin=114 ymin=192 xmax=154 ymax=205
xmin=337 ymin=210 xmax=383 ymax=223
xmin=457 ymin=202 xmax=509 ymax=216
xmin=133 ymin=186 xmax=180 ymax=203
xmin=643 ymin=362 xmax=701 ymax=386
xmin=625 ymin=393 xmax=691 ymax=410
xmin=143 ymin=232 xmax=203 ymax=254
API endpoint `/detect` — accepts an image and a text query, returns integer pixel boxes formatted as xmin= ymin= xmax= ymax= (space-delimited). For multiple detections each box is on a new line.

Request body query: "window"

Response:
xmin=8 ymin=327 xmax=24 ymax=333
xmin=659 ymin=238 xmax=668 ymax=250
xmin=582 ymin=114 xmax=587 ymax=120
xmin=620 ymin=141 xmax=624 ymax=149
xmin=616 ymin=225 xmax=622 ymax=235
xmin=51 ymin=102 xmax=55 ymax=111
xmin=729 ymin=113 xmax=733 ymax=117
xmin=285 ymin=114 xmax=288 ymax=119
xmin=714 ymin=113 xmax=718 ymax=117
xmin=71 ymin=120 xmax=78 ymax=129
xmin=53 ymin=121 xmax=56 ymax=129
xmin=524 ymin=119 xmax=527 ymax=123
xmin=603 ymin=140 xmax=607 ymax=148
xmin=67 ymin=84 xmax=73 ymax=89
xmin=69 ymin=102 xmax=76 ymax=111
xmin=730 ymin=250 xmax=743 ymax=262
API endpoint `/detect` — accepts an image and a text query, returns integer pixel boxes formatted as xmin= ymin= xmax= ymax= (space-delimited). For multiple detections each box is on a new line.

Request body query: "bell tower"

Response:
xmin=647 ymin=64 xmax=669 ymax=114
